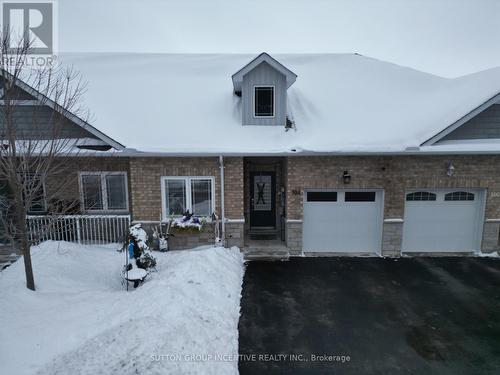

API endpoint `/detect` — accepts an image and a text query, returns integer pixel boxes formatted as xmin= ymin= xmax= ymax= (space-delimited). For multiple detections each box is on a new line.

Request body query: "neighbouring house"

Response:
xmin=3 ymin=52 xmax=500 ymax=259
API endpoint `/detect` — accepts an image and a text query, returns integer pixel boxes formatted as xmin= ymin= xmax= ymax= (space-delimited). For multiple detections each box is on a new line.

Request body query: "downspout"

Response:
xmin=219 ymin=155 xmax=226 ymax=244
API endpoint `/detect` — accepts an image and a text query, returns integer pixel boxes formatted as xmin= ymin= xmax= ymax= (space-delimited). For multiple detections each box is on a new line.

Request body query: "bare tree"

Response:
xmin=0 ymin=32 xmax=89 ymax=290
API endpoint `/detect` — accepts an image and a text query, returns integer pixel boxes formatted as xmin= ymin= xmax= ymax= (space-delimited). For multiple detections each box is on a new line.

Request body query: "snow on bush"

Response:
xmin=170 ymin=213 xmax=207 ymax=231
xmin=127 ymin=223 xmax=157 ymax=273
xmin=129 ymin=223 xmax=149 ymax=250
xmin=0 ymin=241 xmax=245 ymax=375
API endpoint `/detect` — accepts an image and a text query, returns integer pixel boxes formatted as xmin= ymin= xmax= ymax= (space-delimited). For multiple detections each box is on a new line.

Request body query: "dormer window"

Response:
xmin=232 ymin=53 xmax=296 ymax=125
xmin=254 ymin=86 xmax=275 ymax=117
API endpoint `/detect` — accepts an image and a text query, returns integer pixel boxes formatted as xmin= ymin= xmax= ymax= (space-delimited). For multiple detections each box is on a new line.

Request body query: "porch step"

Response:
xmin=243 ymin=246 xmax=290 ymax=261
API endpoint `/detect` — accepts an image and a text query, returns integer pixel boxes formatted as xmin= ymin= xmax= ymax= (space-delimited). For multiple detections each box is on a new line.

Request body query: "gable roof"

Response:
xmin=47 ymin=53 xmax=500 ymax=155
xmin=0 ymin=70 xmax=125 ymax=151
xmin=231 ymin=52 xmax=297 ymax=93
xmin=421 ymin=91 xmax=500 ymax=146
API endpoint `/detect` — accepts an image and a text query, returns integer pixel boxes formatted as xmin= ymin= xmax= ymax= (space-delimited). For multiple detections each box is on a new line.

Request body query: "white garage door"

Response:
xmin=303 ymin=190 xmax=384 ymax=253
xmin=402 ymin=190 xmax=485 ymax=253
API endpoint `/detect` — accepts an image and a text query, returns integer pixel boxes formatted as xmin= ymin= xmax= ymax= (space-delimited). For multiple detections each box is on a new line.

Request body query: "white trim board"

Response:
xmin=384 ymin=218 xmax=404 ymax=223
xmin=232 ymin=52 xmax=297 ymax=92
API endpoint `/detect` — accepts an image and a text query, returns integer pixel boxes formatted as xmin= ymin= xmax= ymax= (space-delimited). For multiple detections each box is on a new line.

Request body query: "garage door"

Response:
xmin=402 ymin=190 xmax=485 ymax=253
xmin=303 ymin=190 xmax=384 ymax=253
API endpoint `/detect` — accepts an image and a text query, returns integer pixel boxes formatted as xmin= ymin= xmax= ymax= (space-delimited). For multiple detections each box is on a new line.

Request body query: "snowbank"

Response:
xmin=0 ymin=241 xmax=245 ymax=375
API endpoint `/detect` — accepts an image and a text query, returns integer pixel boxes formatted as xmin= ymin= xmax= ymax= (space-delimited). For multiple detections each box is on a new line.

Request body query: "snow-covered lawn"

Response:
xmin=0 ymin=241 xmax=245 ymax=375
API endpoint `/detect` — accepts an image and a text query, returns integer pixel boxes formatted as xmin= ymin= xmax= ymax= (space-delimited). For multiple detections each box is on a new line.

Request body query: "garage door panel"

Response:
xmin=402 ymin=189 xmax=484 ymax=253
xmin=303 ymin=190 xmax=383 ymax=253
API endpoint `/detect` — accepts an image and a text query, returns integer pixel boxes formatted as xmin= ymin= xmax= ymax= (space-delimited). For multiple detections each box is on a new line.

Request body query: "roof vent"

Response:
xmin=285 ymin=115 xmax=296 ymax=132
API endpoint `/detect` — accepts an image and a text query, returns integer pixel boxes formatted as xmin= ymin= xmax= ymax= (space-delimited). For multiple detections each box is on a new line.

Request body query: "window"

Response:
xmin=406 ymin=192 xmax=436 ymax=201
xmin=307 ymin=191 xmax=337 ymax=202
xmin=345 ymin=191 xmax=376 ymax=202
xmin=164 ymin=179 xmax=186 ymax=216
xmin=444 ymin=191 xmax=475 ymax=201
xmin=254 ymin=86 xmax=274 ymax=117
xmin=80 ymin=172 xmax=128 ymax=211
xmin=24 ymin=174 xmax=46 ymax=214
xmin=162 ymin=177 xmax=214 ymax=218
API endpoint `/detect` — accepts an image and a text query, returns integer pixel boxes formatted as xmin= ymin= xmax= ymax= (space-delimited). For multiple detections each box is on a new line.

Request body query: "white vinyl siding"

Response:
xmin=80 ymin=172 xmax=128 ymax=212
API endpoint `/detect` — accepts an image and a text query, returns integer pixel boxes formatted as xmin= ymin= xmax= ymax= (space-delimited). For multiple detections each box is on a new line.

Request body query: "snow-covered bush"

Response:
xmin=136 ymin=252 xmax=157 ymax=269
xmin=128 ymin=224 xmax=156 ymax=271
xmin=130 ymin=223 xmax=149 ymax=250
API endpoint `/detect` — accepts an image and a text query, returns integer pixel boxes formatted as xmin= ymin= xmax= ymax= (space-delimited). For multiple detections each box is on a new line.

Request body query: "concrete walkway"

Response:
xmin=238 ymin=257 xmax=500 ymax=374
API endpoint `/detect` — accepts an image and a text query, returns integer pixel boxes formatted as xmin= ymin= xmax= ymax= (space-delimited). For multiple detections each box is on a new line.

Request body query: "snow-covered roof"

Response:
xmin=1 ymin=69 xmax=125 ymax=151
xmin=56 ymin=53 xmax=500 ymax=155
xmin=231 ymin=52 xmax=297 ymax=93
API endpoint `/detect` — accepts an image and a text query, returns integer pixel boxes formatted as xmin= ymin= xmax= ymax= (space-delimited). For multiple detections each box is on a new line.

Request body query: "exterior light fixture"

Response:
xmin=447 ymin=163 xmax=455 ymax=177
xmin=343 ymin=170 xmax=351 ymax=184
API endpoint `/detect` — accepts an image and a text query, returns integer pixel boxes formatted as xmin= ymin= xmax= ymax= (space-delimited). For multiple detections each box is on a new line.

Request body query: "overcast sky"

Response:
xmin=59 ymin=0 xmax=500 ymax=78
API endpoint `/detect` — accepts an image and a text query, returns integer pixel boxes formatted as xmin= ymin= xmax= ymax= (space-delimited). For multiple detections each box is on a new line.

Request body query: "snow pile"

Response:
xmin=171 ymin=215 xmax=208 ymax=231
xmin=474 ymin=250 xmax=500 ymax=258
xmin=125 ymin=267 xmax=148 ymax=280
xmin=0 ymin=241 xmax=245 ymax=375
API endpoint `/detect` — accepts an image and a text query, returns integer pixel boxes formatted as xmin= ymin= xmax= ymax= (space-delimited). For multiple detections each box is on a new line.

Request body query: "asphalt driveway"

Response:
xmin=238 ymin=257 xmax=500 ymax=374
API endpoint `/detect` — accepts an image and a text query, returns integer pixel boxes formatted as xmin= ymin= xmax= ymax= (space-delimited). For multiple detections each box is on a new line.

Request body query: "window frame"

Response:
xmin=444 ymin=191 xmax=475 ymax=201
xmin=344 ymin=191 xmax=377 ymax=202
xmin=161 ymin=176 xmax=215 ymax=219
xmin=406 ymin=191 xmax=437 ymax=202
xmin=79 ymin=171 xmax=129 ymax=212
xmin=253 ymin=85 xmax=275 ymax=118
xmin=25 ymin=173 xmax=47 ymax=215
xmin=306 ymin=191 xmax=338 ymax=202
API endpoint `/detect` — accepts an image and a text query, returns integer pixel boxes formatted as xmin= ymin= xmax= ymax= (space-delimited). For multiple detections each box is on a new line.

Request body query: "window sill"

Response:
xmin=83 ymin=210 xmax=130 ymax=215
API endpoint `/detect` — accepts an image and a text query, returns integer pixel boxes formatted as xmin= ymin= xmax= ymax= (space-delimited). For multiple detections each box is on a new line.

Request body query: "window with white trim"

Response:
xmin=254 ymin=86 xmax=274 ymax=117
xmin=80 ymin=172 xmax=128 ymax=211
xmin=162 ymin=177 xmax=214 ymax=217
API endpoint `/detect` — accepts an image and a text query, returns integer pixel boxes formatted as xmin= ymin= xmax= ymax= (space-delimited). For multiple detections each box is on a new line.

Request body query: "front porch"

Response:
xmin=242 ymin=157 xmax=290 ymax=260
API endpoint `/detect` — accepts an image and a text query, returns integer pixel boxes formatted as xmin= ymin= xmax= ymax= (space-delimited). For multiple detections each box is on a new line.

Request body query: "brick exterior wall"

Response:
xmin=42 ymin=154 xmax=500 ymax=254
xmin=286 ymin=155 xmax=500 ymax=255
xmin=129 ymin=157 xmax=244 ymax=249
xmin=44 ymin=157 xmax=131 ymax=213
xmin=129 ymin=157 xmax=243 ymax=221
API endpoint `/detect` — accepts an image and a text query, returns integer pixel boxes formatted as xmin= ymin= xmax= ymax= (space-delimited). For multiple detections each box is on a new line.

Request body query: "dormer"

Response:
xmin=232 ymin=53 xmax=297 ymax=126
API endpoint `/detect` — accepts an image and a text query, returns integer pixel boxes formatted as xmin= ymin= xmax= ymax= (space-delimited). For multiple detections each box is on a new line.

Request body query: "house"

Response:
xmin=4 ymin=52 xmax=500 ymax=258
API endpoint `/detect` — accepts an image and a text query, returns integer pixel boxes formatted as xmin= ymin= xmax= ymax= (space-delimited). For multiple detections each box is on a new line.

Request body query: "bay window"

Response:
xmin=80 ymin=172 xmax=128 ymax=211
xmin=162 ymin=177 xmax=214 ymax=218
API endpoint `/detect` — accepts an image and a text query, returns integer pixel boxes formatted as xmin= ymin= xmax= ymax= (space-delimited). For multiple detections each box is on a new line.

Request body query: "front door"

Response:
xmin=250 ymin=171 xmax=276 ymax=228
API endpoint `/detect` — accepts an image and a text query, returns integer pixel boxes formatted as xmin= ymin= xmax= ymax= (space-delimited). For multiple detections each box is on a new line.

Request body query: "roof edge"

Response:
xmin=1 ymin=69 xmax=125 ymax=150
xmin=420 ymin=91 xmax=500 ymax=146
xmin=231 ymin=52 xmax=297 ymax=91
